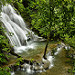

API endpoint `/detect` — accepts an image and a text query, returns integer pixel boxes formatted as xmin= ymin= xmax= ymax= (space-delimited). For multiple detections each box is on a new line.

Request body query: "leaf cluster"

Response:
xmin=0 ymin=67 xmax=10 ymax=75
xmin=0 ymin=22 xmax=11 ymax=65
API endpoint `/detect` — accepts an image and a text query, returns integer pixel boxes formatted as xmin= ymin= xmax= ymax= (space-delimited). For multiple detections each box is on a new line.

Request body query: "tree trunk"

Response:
xmin=43 ymin=41 xmax=49 ymax=59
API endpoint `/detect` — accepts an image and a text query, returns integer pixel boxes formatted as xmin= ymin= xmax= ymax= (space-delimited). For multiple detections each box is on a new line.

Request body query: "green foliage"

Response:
xmin=25 ymin=0 xmax=75 ymax=39
xmin=26 ymin=0 xmax=51 ymax=37
xmin=15 ymin=61 xmax=20 ymax=66
xmin=15 ymin=57 xmax=23 ymax=66
xmin=64 ymin=34 xmax=75 ymax=48
xmin=30 ymin=58 xmax=34 ymax=62
xmin=0 ymin=22 xmax=11 ymax=65
xmin=17 ymin=57 xmax=23 ymax=61
xmin=0 ymin=67 xmax=10 ymax=75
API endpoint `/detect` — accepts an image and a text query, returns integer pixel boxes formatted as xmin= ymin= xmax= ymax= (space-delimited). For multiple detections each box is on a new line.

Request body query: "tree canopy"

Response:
xmin=24 ymin=0 xmax=75 ymax=48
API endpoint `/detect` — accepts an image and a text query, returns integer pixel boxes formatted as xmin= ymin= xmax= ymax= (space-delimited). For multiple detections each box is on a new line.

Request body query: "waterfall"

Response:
xmin=0 ymin=4 xmax=43 ymax=53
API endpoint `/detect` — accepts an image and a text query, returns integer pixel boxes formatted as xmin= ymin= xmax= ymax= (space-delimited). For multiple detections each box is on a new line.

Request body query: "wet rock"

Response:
xmin=32 ymin=62 xmax=43 ymax=71
xmin=34 ymin=36 xmax=46 ymax=42
xmin=61 ymin=42 xmax=65 ymax=47
xmin=23 ymin=63 xmax=30 ymax=68
xmin=42 ymin=59 xmax=50 ymax=70
xmin=64 ymin=45 xmax=71 ymax=50
xmin=22 ymin=40 xmax=27 ymax=46
xmin=34 ymin=65 xmax=43 ymax=71
xmin=57 ymin=44 xmax=62 ymax=48
xmin=46 ymin=51 xmax=51 ymax=57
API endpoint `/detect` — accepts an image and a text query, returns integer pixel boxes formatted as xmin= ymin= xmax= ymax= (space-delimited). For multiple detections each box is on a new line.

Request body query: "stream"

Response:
xmin=11 ymin=41 xmax=72 ymax=75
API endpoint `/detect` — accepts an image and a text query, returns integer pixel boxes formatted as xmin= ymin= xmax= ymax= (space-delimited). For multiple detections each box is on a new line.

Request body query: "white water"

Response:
xmin=0 ymin=4 xmax=43 ymax=53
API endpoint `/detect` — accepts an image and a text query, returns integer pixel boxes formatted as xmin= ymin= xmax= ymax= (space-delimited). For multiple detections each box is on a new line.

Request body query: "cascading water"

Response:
xmin=0 ymin=4 xmax=42 ymax=53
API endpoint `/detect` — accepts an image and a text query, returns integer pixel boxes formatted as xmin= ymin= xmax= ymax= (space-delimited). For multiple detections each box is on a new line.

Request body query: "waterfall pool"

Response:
xmin=10 ymin=41 xmax=72 ymax=75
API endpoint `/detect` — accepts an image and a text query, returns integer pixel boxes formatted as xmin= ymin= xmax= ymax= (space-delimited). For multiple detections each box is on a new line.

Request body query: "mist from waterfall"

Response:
xmin=0 ymin=4 xmax=42 ymax=53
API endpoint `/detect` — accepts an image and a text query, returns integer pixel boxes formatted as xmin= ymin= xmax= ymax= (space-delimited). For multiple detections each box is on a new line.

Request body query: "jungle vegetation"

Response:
xmin=0 ymin=0 xmax=75 ymax=74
